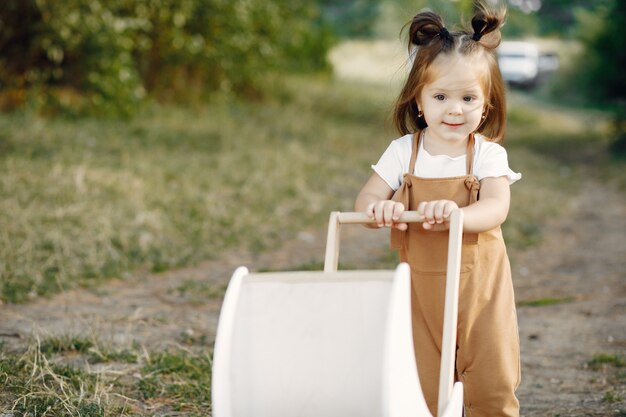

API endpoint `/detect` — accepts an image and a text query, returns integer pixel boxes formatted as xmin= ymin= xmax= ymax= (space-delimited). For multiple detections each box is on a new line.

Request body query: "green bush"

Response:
xmin=0 ymin=0 xmax=144 ymax=117
xmin=0 ymin=0 xmax=336 ymax=117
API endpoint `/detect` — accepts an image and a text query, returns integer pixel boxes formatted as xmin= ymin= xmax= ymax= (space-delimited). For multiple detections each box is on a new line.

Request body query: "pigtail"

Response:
xmin=407 ymin=11 xmax=454 ymax=52
xmin=469 ymin=3 xmax=506 ymax=50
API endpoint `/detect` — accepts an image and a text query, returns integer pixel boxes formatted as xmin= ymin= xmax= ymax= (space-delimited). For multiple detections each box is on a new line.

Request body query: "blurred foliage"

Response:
xmin=500 ymin=0 xmax=613 ymax=38
xmin=383 ymin=0 xmax=609 ymax=39
xmin=0 ymin=0 xmax=335 ymax=117
xmin=501 ymin=7 xmax=539 ymax=38
xmin=374 ymin=0 xmax=551 ymax=40
xmin=319 ymin=0 xmax=381 ymax=38
xmin=551 ymin=0 xmax=626 ymax=155
xmin=375 ymin=0 xmax=477 ymax=39
xmin=570 ymin=0 xmax=625 ymax=105
xmin=533 ymin=0 xmax=612 ymax=37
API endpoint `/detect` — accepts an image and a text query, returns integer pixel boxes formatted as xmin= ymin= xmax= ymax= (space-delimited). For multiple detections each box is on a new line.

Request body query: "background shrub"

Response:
xmin=0 ymin=0 xmax=336 ymax=116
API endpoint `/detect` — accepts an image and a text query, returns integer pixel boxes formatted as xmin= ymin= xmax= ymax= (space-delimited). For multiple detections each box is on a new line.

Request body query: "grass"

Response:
xmin=603 ymin=390 xmax=624 ymax=403
xmin=139 ymin=350 xmax=212 ymax=413
xmin=39 ymin=335 xmax=95 ymax=356
xmin=0 ymin=75 xmax=392 ymax=303
xmin=0 ymin=72 xmax=624 ymax=415
xmin=1 ymin=341 xmax=113 ymax=416
xmin=170 ymin=279 xmax=229 ymax=305
xmin=0 ymin=337 xmax=212 ymax=416
xmin=587 ymin=354 xmax=626 ymax=409
xmin=588 ymin=354 xmax=626 ymax=369
xmin=516 ymin=296 xmax=577 ymax=307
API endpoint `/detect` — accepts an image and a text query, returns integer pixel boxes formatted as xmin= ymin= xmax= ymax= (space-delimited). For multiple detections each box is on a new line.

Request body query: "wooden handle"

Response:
xmin=324 ymin=210 xmax=431 ymax=273
xmin=438 ymin=209 xmax=463 ymax=416
xmin=334 ymin=211 xmax=425 ymax=224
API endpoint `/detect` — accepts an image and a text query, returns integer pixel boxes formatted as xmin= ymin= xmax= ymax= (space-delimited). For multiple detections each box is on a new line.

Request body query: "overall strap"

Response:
xmin=466 ymin=133 xmax=476 ymax=175
xmin=408 ymin=129 xmax=422 ymax=175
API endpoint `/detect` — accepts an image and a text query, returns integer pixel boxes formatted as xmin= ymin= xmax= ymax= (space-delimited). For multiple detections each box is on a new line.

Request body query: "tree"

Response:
xmin=573 ymin=0 xmax=626 ymax=154
xmin=0 ymin=0 xmax=336 ymax=117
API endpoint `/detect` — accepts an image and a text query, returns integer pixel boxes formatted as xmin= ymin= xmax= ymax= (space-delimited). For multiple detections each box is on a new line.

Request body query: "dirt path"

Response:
xmin=1 ymin=178 xmax=625 ymax=415
xmin=512 ymin=180 xmax=626 ymax=416
xmin=0 ymin=219 xmax=394 ymax=353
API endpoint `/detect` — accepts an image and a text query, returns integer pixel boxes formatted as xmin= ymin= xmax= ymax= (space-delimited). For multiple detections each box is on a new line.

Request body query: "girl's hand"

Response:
xmin=366 ymin=201 xmax=407 ymax=230
xmin=417 ymin=200 xmax=459 ymax=231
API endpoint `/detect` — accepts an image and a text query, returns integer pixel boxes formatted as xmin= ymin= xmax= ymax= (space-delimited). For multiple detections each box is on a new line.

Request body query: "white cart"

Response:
xmin=212 ymin=210 xmax=465 ymax=417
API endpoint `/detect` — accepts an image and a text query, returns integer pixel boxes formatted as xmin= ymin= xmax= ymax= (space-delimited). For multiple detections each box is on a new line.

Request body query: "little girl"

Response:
xmin=355 ymin=3 xmax=520 ymax=417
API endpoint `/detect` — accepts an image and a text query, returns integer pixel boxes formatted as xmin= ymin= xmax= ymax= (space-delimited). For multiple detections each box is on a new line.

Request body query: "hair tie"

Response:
xmin=439 ymin=27 xmax=452 ymax=41
xmin=472 ymin=32 xmax=482 ymax=41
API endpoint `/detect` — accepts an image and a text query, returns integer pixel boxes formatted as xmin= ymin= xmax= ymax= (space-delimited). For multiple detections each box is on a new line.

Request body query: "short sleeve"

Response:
xmin=371 ymin=136 xmax=412 ymax=191
xmin=474 ymin=140 xmax=522 ymax=185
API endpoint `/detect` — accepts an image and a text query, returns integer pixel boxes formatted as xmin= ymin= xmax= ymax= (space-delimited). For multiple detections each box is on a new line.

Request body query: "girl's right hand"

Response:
xmin=366 ymin=201 xmax=408 ymax=230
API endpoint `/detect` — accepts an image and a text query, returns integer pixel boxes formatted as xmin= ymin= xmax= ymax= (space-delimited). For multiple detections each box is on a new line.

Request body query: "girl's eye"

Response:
xmin=463 ymin=96 xmax=475 ymax=102
xmin=434 ymin=94 xmax=445 ymax=101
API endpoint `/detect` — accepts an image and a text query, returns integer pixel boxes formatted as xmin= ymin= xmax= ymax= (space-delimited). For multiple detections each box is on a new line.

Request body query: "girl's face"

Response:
xmin=418 ymin=54 xmax=487 ymax=146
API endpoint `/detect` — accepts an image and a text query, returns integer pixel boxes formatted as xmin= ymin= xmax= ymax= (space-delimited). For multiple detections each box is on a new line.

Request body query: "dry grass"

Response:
xmin=0 ymin=335 xmax=212 ymax=416
xmin=0 ymin=75 xmax=393 ymax=303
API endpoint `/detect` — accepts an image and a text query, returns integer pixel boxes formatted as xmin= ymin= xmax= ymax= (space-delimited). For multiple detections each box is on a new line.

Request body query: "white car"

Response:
xmin=497 ymin=41 xmax=559 ymax=88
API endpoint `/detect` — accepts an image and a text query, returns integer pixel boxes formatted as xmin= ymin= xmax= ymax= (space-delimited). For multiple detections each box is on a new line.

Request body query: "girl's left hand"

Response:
xmin=417 ymin=200 xmax=459 ymax=231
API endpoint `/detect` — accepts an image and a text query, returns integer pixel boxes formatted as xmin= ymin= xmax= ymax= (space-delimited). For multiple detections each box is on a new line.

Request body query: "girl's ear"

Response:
xmin=415 ymin=99 xmax=423 ymax=116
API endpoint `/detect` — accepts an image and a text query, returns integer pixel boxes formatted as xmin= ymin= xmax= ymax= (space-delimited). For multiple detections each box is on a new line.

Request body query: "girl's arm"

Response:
xmin=355 ymin=173 xmax=407 ymax=230
xmin=462 ymin=176 xmax=510 ymax=233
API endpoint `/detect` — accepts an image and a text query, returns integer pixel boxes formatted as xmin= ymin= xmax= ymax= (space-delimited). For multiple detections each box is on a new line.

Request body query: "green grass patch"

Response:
xmin=137 ymin=350 xmax=212 ymax=413
xmin=39 ymin=335 xmax=95 ymax=356
xmin=589 ymin=354 xmax=626 ymax=369
xmin=88 ymin=347 xmax=139 ymax=365
xmin=0 ymin=340 xmax=213 ymax=416
xmin=603 ymin=390 xmax=624 ymax=403
xmin=170 ymin=279 xmax=229 ymax=304
xmin=258 ymin=260 xmax=325 ymax=273
xmin=257 ymin=259 xmax=361 ymax=273
xmin=0 ymin=344 xmax=116 ymax=416
xmin=587 ymin=354 xmax=626 ymax=411
xmin=36 ymin=335 xmax=141 ymax=365
xmin=517 ymin=296 xmax=577 ymax=307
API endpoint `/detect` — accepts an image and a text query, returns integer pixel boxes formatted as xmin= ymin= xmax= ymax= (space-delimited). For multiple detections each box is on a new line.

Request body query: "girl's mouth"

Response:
xmin=444 ymin=122 xmax=463 ymax=128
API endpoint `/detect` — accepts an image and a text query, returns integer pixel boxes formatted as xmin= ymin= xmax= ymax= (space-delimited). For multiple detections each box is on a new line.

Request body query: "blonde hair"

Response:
xmin=393 ymin=1 xmax=507 ymax=143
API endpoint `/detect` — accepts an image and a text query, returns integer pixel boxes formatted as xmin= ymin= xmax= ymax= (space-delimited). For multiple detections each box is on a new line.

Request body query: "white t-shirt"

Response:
xmin=372 ymin=133 xmax=522 ymax=191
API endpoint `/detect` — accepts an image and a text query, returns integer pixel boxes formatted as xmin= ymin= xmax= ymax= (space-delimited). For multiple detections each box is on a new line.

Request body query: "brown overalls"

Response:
xmin=391 ymin=131 xmax=521 ymax=417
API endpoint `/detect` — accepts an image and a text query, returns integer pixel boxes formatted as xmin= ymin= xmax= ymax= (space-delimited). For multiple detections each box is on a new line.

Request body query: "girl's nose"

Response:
xmin=448 ymin=101 xmax=462 ymax=115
